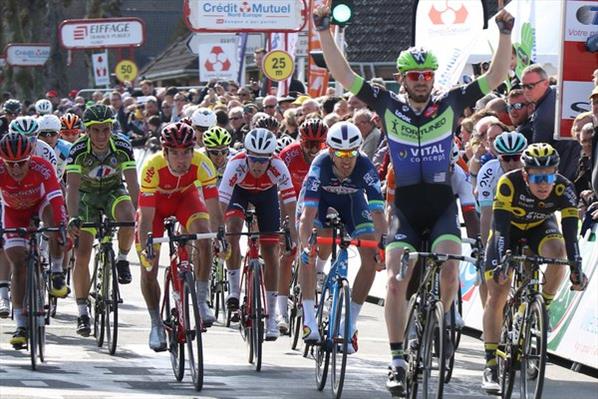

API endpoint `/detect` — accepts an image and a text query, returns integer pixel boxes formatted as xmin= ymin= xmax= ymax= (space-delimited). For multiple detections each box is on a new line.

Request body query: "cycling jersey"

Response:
xmin=139 ymin=150 xmax=218 ymax=207
xmin=65 ymin=135 xmax=136 ymax=192
xmin=485 ymin=169 xmax=580 ymax=270
xmin=0 ymin=156 xmax=67 ymax=247
xmin=34 ymin=139 xmax=58 ymax=174
xmin=219 ymin=152 xmax=296 ymax=206
xmin=53 ymin=138 xmax=72 ymax=180
xmin=279 ymin=142 xmax=312 ymax=198
xmin=476 ymin=159 xmax=503 ymax=208
xmin=350 ymin=76 xmax=489 ymax=188
xmin=301 ymin=151 xmax=384 ymax=237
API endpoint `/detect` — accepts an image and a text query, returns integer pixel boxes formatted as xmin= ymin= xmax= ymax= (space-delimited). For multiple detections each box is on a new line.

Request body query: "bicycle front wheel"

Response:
xmin=27 ymin=258 xmax=40 ymax=370
xmin=92 ymin=252 xmax=105 ymax=347
xmin=162 ymin=268 xmax=184 ymax=382
xmin=105 ymin=250 xmax=119 ymax=355
xmin=251 ymin=262 xmax=264 ymax=372
xmin=421 ymin=301 xmax=445 ymax=399
xmin=498 ymin=305 xmax=516 ymax=399
xmin=183 ymin=272 xmax=204 ymax=391
xmin=331 ymin=279 xmax=351 ymax=399
xmin=520 ymin=295 xmax=547 ymax=399
xmin=315 ymin=282 xmax=331 ymax=391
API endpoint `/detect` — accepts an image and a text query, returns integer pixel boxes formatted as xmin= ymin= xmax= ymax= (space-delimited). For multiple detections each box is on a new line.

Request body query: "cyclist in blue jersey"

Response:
xmin=313 ymin=5 xmax=515 ymax=396
xmin=298 ymin=122 xmax=387 ymax=351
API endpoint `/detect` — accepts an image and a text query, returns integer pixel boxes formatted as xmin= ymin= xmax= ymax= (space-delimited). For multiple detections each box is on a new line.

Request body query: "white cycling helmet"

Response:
xmin=37 ymin=114 xmax=61 ymax=133
xmin=191 ymin=107 xmax=217 ymax=128
xmin=326 ymin=121 xmax=363 ymax=150
xmin=494 ymin=131 xmax=528 ymax=155
xmin=35 ymin=99 xmax=53 ymax=115
xmin=9 ymin=116 xmax=40 ymax=137
xmin=244 ymin=128 xmax=277 ymax=155
xmin=275 ymin=134 xmax=295 ymax=155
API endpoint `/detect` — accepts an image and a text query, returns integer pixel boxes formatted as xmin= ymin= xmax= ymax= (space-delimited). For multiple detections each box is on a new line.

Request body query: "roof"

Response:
xmin=138 ymin=34 xmax=197 ymax=81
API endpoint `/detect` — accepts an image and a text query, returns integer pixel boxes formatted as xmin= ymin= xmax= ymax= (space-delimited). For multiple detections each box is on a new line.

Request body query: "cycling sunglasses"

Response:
xmin=39 ymin=130 xmax=59 ymax=137
xmin=528 ymin=173 xmax=556 ymax=184
xmin=207 ymin=148 xmax=229 ymax=157
xmin=247 ymin=155 xmax=271 ymax=164
xmin=333 ymin=149 xmax=358 ymax=158
xmin=3 ymin=157 xmax=30 ymax=168
xmin=404 ymin=70 xmax=435 ymax=82
xmin=507 ymin=102 xmax=528 ymax=112
xmin=499 ymin=154 xmax=521 ymax=163
xmin=61 ymin=129 xmax=80 ymax=136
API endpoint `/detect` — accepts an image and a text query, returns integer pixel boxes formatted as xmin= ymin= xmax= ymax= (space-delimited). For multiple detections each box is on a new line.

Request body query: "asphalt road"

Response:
xmin=1 ymin=254 xmax=596 ymax=399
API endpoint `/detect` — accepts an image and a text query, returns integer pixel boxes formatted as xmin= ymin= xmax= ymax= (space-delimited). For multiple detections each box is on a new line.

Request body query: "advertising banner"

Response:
xmin=198 ymin=39 xmax=239 ymax=81
xmin=5 ymin=44 xmax=51 ymax=67
xmin=59 ymin=18 xmax=145 ymax=49
xmin=555 ymin=0 xmax=598 ymax=139
xmin=185 ymin=0 xmax=305 ymax=32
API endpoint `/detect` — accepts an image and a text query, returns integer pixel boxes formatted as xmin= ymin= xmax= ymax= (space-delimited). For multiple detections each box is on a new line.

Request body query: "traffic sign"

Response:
xmin=115 ymin=59 xmax=138 ymax=82
xmin=262 ymin=50 xmax=294 ymax=82
xmin=92 ymin=51 xmax=110 ymax=86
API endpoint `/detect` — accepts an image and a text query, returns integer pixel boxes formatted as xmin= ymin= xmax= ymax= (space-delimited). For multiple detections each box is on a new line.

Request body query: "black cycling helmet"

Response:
xmin=83 ymin=104 xmax=114 ymax=128
xmin=254 ymin=115 xmax=280 ymax=133
xmin=3 ymin=99 xmax=22 ymax=115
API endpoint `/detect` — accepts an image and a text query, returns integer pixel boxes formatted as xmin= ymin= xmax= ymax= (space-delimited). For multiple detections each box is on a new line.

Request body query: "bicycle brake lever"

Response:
xmin=146 ymin=234 xmax=154 ymax=259
xmin=397 ymin=249 xmax=410 ymax=281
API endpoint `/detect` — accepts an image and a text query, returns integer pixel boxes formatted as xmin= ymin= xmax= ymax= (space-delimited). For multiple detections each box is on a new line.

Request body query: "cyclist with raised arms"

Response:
xmin=65 ymin=104 xmax=138 ymax=337
xmin=481 ymin=143 xmax=588 ymax=392
xmin=312 ymin=5 xmax=515 ymax=395
xmin=277 ymin=118 xmax=327 ymax=333
xmin=0 ymin=133 xmax=67 ymax=348
xmin=136 ymin=121 xmax=224 ymax=350
xmin=299 ymin=121 xmax=387 ymax=350
xmin=219 ymin=128 xmax=298 ymax=341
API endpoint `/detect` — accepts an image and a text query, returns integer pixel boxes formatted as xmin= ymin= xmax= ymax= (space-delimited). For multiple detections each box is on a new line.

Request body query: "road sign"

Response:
xmin=59 ymin=18 xmax=145 ymax=50
xmin=199 ymin=43 xmax=238 ymax=81
xmin=262 ymin=50 xmax=294 ymax=82
xmin=115 ymin=59 xmax=138 ymax=82
xmin=4 ymin=44 xmax=51 ymax=66
xmin=92 ymin=51 xmax=110 ymax=87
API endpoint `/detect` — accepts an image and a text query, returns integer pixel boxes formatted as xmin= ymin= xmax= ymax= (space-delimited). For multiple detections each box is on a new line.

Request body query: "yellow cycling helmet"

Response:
xmin=521 ymin=143 xmax=560 ymax=168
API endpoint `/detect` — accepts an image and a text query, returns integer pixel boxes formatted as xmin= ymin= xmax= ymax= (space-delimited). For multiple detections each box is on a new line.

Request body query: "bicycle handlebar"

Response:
xmin=315 ymin=236 xmax=380 ymax=249
xmin=397 ymin=249 xmax=477 ymax=281
xmin=0 ymin=224 xmax=67 ymax=248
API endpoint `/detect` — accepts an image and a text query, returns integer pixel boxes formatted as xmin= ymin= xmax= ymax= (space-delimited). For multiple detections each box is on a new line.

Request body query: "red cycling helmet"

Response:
xmin=179 ymin=116 xmax=193 ymax=127
xmin=299 ymin=118 xmax=327 ymax=142
xmin=0 ymin=133 xmax=33 ymax=161
xmin=160 ymin=122 xmax=196 ymax=148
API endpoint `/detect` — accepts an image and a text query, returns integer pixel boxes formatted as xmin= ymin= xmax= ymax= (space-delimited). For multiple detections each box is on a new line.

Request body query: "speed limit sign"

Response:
xmin=115 ymin=59 xmax=138 ymax=82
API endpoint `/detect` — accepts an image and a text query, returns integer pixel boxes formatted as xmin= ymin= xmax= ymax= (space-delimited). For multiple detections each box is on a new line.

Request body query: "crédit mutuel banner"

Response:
xmin=555 ymin=0 xmax=598 ymax=139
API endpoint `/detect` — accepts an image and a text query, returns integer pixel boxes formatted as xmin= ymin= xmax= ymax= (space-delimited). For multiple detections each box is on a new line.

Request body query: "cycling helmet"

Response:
xmin=191 ymin=107 xmax=217 ymax=128
xmin=275 ymin=135 xmax=295 ymax=155
xmin=9 ymin=116 xmax=40 ymax=137
xmin=244 ymin=128 xmax=277 ymax=155
xmin=521 ymin=143 xmax=560 ymax=168
xmin=254 ymin=115 xmax=280 ymax=133
xmin=3 ymin=99 xmax=22 ymax=115
xmin=35 ymin=99 xmax=53 ymax=115
xmin=396 ymin=46 xmax=439 ymax=73
xmin=179 ymin=116 xmax=193 ymax=127
xmin=60 ymin=113 xmax=82 ymax=130
xmin=160 ymin=122 xmax=196 ymax=148
xmin=38 ymin=114 xmax=61 ymax=132
xmin=203 ymin=126 xmax=232 ymax=148
xmin=0 ymin=132 xmax=33 ymax=161
xmin=494 ymin=131 xmax=527 ymax=155
xmin=82 ymin=104 xmax=114 ymax=128
xmin=299 ymin=118 xmax=327 ymax=142
xmin=326 ymin=121 xmax=363 ymax=150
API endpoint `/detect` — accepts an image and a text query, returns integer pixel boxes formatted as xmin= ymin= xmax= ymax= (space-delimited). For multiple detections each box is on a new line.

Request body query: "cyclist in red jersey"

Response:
xmin=219 ymin=128 xmax=298 ymax=341
xmin=0 ymin=133 xmax=67 ymax=348
xmin=276 ymin=118 xmax=327 ymax=333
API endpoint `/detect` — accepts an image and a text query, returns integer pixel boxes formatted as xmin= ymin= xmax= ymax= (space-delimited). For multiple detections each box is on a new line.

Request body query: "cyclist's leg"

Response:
xmin=111 ymin=189 xmax=135 ymax=284
xmin=0 ymin=250 xmax=11 ymax=317
xmin=276 ymin=201 xmax=293 ymax=329
xmin=224 ymin=186 xmax=248 ymax=309
xmin=529 ymin=218 xmax=566 ymax=307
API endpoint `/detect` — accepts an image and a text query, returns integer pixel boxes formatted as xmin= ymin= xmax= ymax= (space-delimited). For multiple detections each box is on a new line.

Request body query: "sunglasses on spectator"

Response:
xmin=301 ymin=140 xmax=323 ymax=151
xmin=521 ymin=79 xmax=545 ymax=90
xmin=238 ymin=92 xmax=250 ymax=97
xmin=528 ymin=173 xmax=556 ymax=184
xmin=247 ymin=154 xmax=271 ymax=164
xmin=507 ymin=102 xmax=529 ymax=112
xmin=3 ymin=157 xmax=30 ymax=168
xmin=333 ymin=149 xmax=358 ymax=158
xmin=404 ymin=70 xmax=434 ymax=82
xmin=207 ymin=148 xmax=229 ymax=157
xmin=39 ymin=131 xmax=59 ymax=137
xmin=499 ymin=154 xmax=521 ymax=162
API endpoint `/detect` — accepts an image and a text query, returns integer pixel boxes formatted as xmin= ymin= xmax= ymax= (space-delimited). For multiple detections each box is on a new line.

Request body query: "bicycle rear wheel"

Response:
xmin=251 ymin=262 xmax=264 ymax=372
xmin=499 ymin=305 xmax=516 ymax=399
xmin=520 ymin=296 xmax=547 ymax=399
xmin=105 ymin=250 xmax=119 ymax=355
xmin=27 ymin=258 xmax=39 ymax=370
xmin=331 ymin=279 xmax=350 ymax=399
xmin=421 ymin=301 xmax=445 ymax=399
xmin=405 ymin=295 xmax=422 ymax=399
xmin=443 ymin=303 xmax=457 ymax=383
xmin=162 ymin=268 xmax=184 ymax=381
xmin=315 ymin=283 xmax=331 ymax=391
xmin=183 ymin=272 xmax=204 ymax=391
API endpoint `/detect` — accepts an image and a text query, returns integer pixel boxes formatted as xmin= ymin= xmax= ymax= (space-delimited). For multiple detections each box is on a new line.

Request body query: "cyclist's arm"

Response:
xmin=560 ymin=184 xmax=582 ymax=263
xmin=488 ymin=176 xmax=515 ymax=267
xmin=299 ymin=205 xmax=318 ymax=249
xmin=137 ymin=205 xmax=156 ymax=254
xmin=65 ymin=171 xmax=81 ymax=219
xmin=123 ymin=168 xmax=139 ymax=209
xmin=481 ymin=14 xmax=513 ymax=91
xmin=316 ymin=11 xmax=359 ymax=90
xmin=362 ymin=159 xmax=387 ymax=237
xmin=43 ymin=164 xmax=68 ymax=226
xmin=205 ymin=197 xmax=224 ymax=232
xmin=480 ymin=205 xmax=493 ymax=246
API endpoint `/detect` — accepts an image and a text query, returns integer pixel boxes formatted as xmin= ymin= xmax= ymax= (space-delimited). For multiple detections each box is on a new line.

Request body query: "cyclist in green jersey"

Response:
xmin=65 ymin=105 xmax=139 ymax=337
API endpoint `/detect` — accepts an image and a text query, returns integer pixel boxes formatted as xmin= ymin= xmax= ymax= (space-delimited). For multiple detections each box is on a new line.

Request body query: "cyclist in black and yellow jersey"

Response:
xmin=481 ymin=143 xmax=588 ymax=392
